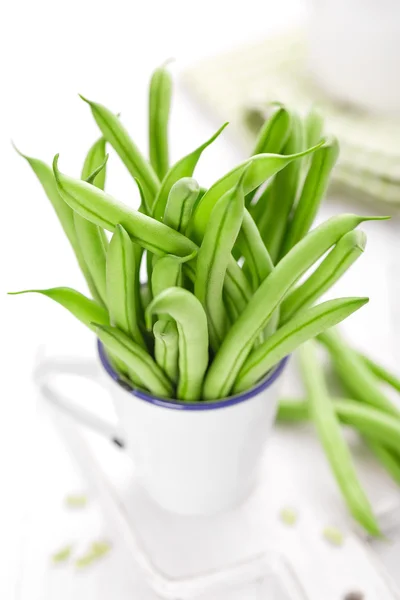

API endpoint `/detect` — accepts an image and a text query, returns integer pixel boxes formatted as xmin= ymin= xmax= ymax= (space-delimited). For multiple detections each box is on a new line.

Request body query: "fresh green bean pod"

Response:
xmin=14 ymin=147 xmax=103 ymax=304
xmin=153 ymin=319 xmax=179 ymax=384
xmin=249 ymin=180 xmax=273 ymax=238
xmin=82 ymin=137 xmax=108 ymax=189
xmin=149 ymin=63 xmax=172 ymax=180
xmin=260 ymin=113 xmax=304 ymax=262
xmin=53 ymin=155 xmax=197 ymax=257
xmin=79 ymin=95 xmax=160 ymax=205
xmin=94 ymin=324 xmax=173 ymax=397
xmin=246 ymin=104 xmax=292 ymax=206
xmin=281 ymin=137 xmax=340 ymax=256
xmin=236 ymin=209 xmax=274 ymax=290
xmin=298 ymin=341 xmax=380 ymax=536
xmin=73 ymin=140 xmax=110 ymax=305
xmin=189 ymin=140 xmax=324 ymax=244
xmin=9 ymin=287 xmax=109 ymax=330
xmin=163 ymin=177 xmax=200 ymax=233
xmin=203 ymin=214 xmax=386 ymax=400
xmin=251 ymin=103 xmax=292 ymax=156
xmin=280 ymin=230 xmax=367 ymax=324
xmin=234 ymin=296 xmax=368 ymax=393
xmin=152 ymin=254 xmax=188 ymax=296
xmin=106 ymin=225 xmax=145 ymax=348
xmin=195 ymin=176 xmax=245 ymax=351
xmin=278 ymin=396 xmax=400 ymax=463
xmin=152 ymin=123 xmax=228 ymax=221
xmin=358 ymin=354 xmax=400 ymax=393
xmin=364 ymin=438 xmax=400 ymax=486
xmin=318 ymin=329 xmax=400 ymax=417
xmin=74 ymin=214 xmax=108 ymax=304
xmin=145 ymin=287 xmax=209 ymax=401
xmin=305 ymin=107 xmax=324 ymax=149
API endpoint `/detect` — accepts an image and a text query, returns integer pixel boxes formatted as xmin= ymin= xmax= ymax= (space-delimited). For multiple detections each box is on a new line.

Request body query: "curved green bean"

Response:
xmin=280 ymin=230 xmax=367 ymax=324
xmin=259 ymin=113 xmax=304 ymax=261
xmin=189 ymin=140 xmax=324 ymax=244
xmin=318 ymin=329 xmax=400 ymax=417
xmin=281 ymin=137 xmax=340 ymax=256
xmin=13 ymin=146 xmax=102 ymax=304
xmin=94 ymin=324 xmax=173 ymax=397
xmin=149 ymin=63 xmax=172 ymax=180
xmin=145 ymin=287 xmax=209 ymax=401
xmin=203 ymin=214 xmax=386 ymax=400
xmin=251 ymin=103 xmax=292 ymax=156
xmin=163 ymin=177 xmax=200 ymax=233
xmin=298 ymin=341 xmax=380 ymax=536
xmin=278 ymin=397 xmax=400 ymax=463
xmin=305 ymin=107 xmax=324 ymax=149
xmin=364 ymin=438 xmax=400 ymax=486
xmin=195 ymin=175 xmax=245 ymax=351
xmin=53 ymin=155 xmax=197 ymax=257
xmin=234 ymin=296 xmax=368 ymax=393
xmin=236 ymin=209 xmax=274 ymax=290
xmin=106 ymin=225 xmax=145 ymax=347
xmin=74 ymin=213 xmax=108 ymax=305
xmin=79 ymin=95 xmax=160 ymax=205
xmin=246 ymin=104 xmax=291 ymax=206
xmin=152 ymin=123 xmax=228 ymax=221
xmin=358 ymin=354 xmax=400 ymax=393
xmin=153 ymin=319 xmax=179 ymax=383
xmin=9 ymin=287 xmax=109 ymax=330
xmin=82 ymin=137 xmax=107 ymax=189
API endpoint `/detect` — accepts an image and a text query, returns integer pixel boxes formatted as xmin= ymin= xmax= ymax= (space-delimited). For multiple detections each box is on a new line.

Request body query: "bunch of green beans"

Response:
xmin=279 ymin=330 xmax=400 ymax=535
xmin=11 ymin=65 xmax=387 ymax=403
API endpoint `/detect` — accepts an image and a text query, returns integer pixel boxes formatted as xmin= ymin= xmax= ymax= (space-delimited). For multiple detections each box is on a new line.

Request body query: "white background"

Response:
xmin=1 ymin=0 xmax=399 ymax=597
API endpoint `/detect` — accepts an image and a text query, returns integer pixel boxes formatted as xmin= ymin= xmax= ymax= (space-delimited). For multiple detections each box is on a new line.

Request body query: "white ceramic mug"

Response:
xmin=308 ymin=0 xmax=400 ymax=114
xmin=35 ymin=341 xmax=288 ymax=516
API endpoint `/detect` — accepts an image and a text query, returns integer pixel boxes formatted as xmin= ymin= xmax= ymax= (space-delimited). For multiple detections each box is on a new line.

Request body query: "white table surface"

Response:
xmin=2 ymin=0 xmax=400 ymax=597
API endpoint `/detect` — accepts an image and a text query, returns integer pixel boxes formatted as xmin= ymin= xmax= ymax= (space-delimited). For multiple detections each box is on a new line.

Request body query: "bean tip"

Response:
xmin=78 ymin=93 xmax=91 ymax=105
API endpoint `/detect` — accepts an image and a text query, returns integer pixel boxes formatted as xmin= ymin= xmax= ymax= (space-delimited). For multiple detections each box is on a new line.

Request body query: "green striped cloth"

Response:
xmin=183 ymin=30 xmax=400 ymax=204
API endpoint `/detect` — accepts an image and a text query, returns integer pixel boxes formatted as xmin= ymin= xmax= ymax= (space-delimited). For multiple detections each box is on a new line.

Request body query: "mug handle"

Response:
xmin=34 ymin=356 xmax=125 ymax=448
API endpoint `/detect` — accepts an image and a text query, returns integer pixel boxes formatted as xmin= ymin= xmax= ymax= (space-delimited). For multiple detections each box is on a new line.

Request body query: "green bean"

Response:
xmin=73 ymin=142 xmax=110 ymax=305
xmin=364 ymin=438 xmax=400 ymax=486
xmin=358 ymin=354 xmax=400 ymax=393
xmin=9 ymin=287 xmax=109 ymax=330
xmin=195 ymin=174 xmax=245 ymax=351
xmin=249 ymin=180 xmax=273 ymax=237
xmin=82 ymin=137 xmax=107 ymax=189
xmin=79 ymin=95 xmax=159 ymax=205
xmin=251 ymin=103 xmax=292 ymax=156
xmin=203 ymin=214 xmax=385 ymax=400
xmin=153 ymin=320 xmax=179 ymax=384
xmin=280 ymin=230 xmax=367 ymax=324
xmin=163 ymin=177 xmax=200 ymax=233
xmin=53 ymin=155 xmax=197 ymax=257
xmin=145 ymin=287 xmax=209 ymax=401
xmin=305 ymin=107 xmax=324 ymax=149
xmin=234 ymin=296 xmax=368 ymax=393
xmin=152 ymin=123 xmax=228 ymax=221
xmin=318 ymin=329 xmax=400 ymax=417
xmin=246 ymin=104 xmax=291 ymax=206
xmin=236 ymin=209 xmax=274 ymax=291
xmin=106 ymin=225 xmax=145 ymax=348
xmin=149 ymin=62 xmax=172 ymax=180
xmin=298 ymin=341 xmax=380 ymax=536
xmin=223 ymin=258 xmax=253 ymax=316
xmin=189 ymin=139 xmax=323 ymax=244
xmin=278 ymin=396 xmax=400 ymax=460
xmin=260 ymin=113 xmax=304 ymax=261
xmin=152 ymin=253 xmax=190 ymax=296
xmin=13 ymin=146 xmax=103 ymax=304
xmin=281 ymin=137 xmax=340 ymax=256
xmin=94 ymin=324 xmax=173 ymax=397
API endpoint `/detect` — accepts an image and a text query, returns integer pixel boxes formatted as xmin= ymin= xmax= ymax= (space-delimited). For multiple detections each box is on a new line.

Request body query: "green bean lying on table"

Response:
xmin=318 ymin=329 xmax=400 ymax=417
xmin=298 ymin=341 xmax=381 ymax=537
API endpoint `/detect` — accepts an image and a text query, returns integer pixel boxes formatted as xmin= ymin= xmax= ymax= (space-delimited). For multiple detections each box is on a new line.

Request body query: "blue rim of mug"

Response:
xmin=98 ymin=340 xmax=289 ymax=411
